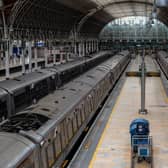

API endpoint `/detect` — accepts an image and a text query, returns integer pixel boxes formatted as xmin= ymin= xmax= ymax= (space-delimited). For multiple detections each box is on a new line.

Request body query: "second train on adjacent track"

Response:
xmin=0 ymin=51 xmax=130 ymax=168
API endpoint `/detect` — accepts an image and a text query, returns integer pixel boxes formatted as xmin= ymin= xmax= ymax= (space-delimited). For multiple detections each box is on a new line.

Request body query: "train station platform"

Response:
xmin=126 ymin=55 xmax=160 ymax=77
xmin=69 ymin=56 xmax=168 ymax=168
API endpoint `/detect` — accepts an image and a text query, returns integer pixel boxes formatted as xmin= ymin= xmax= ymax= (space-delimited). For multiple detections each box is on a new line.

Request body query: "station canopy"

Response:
xmin=100 ymin=16 xmax=168 ymax=41
xmin=1 ymin=0 xmax=168 ymax=39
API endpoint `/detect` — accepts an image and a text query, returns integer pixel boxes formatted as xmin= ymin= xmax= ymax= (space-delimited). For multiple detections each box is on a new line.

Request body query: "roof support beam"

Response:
xmin=76 ymin=1 xmax=153 ymax=36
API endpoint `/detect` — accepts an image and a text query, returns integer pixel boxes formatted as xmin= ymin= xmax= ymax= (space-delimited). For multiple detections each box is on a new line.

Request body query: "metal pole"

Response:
xmin=21 ymin=41 xmax=25 ymax=75
xmin=79 ymin=42 xmax=82 ymax=57
xmin=139 ymin=49 xmax=147 ymax=114
xmin=1 ymin=10 xmax=10 ymax=79
xmin=53 ymin=47 xmax=56 ymax=65
xmin=82 ymin=41 xmax=85 ymax=57
xmin=45 ymin=47 xmax=48 ymax=67
xmin=5 ymin=41 xmax=9 ymax=79
xmin=28 ymin=41 xmax=32 ymax=72
xmin=34 ymin=47 xmax=38 ymax=70
xmin=0 ymin=43 xmax=3 ymax=66
xmin=96 ymin=40 xmax=99 ymax=52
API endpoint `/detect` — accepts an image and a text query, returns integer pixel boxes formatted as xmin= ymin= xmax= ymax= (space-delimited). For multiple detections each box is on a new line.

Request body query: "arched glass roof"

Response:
xmin=100 ymin=16 xmax=168 ymax=41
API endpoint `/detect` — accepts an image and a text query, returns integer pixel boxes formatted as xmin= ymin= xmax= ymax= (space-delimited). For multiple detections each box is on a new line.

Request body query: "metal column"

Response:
xmin=5 ymin=41 xmax=10 ymax=79
xmin=96 ymin=40 xmax=99 ymax=52
xmin=28 ymin=41 xmax=32 ymax=72
xmin=1 ymin=6 xmax=10 ymax=79
xmin=92 ymin=40 xmax=94 ymax=52
xmin=21 ymin=46 xmax=25 ymax=75
xmin=34 ymin=47 xmax=38 ymax=70
xmin=139 ymin=50 xmax=148 ymax=114
xmin=53 ymin=47 xmax=56 ymax=65
xmin=89 ymin=41 xmax=91 ymax=53
xmin=0 ymin=43 xmax=3 ymax=66
xmin=86 ymin=41 xmax=88 ymax=55
xmin=79 ymin=42 xmax=82 ymax=57
xmin=82 ymin=41 xmax=85 ymax=57
xmin=45 ymin=47 xmax=48 ymax=67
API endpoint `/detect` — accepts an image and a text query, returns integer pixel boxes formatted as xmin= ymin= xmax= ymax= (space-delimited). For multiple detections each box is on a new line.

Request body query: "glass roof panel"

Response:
xmin=100 ymin=16 xmax=168 ymax=40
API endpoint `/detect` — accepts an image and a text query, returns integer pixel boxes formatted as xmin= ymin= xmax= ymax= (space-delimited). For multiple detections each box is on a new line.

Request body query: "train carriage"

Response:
xmin=0 ymin=51 xmax=130 ymax=168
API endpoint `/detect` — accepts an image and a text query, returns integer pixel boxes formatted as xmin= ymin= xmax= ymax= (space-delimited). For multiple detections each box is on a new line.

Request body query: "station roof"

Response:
xmin=2 ymin=0 xmax=168 ymax=38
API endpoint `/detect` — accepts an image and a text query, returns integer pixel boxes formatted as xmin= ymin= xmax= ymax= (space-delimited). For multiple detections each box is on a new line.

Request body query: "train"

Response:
xmin=157 ymin=51 xmax=168 ymax=78
xmin=0 ymin=51 xmax=113 ymax=121
xmin=0 ymin=51 xmax=130 ymax=168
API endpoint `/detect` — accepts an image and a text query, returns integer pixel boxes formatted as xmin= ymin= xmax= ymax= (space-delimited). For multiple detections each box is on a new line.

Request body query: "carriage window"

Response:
xmin=17 ymin=155 xmax=34 ymax=168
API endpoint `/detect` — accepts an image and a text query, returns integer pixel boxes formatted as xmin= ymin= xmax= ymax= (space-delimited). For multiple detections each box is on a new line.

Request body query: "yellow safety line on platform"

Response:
xmin=160 ymin=79 xmax=168 ymax=103
xmin=61 ymin=160 xmax=69 ymax=168
xmin=88 ymin=78 xmax=127 ymax=168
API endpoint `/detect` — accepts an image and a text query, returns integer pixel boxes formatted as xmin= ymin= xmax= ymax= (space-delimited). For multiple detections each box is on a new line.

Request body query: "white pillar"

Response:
xmin=94 ymin=40 xmax=96 ymax=52
xmin=89 ymin=41 xmax=92 ymax=53
xmin=96 ymin=40 xmax=99 ymax=52
xmin=34 ymin=47 xmax=38 ymax=70
xmin=17 ymin=41 xmax=21 ymax=64
xmin=60 ymin=53 xmax=63 ymax=63
xmin=88 ymin=41 xmax=90 ymax=53
xmin=5 ymin=41 xmax=10 ymax=79
xmin=86 ymin=41 xmax=89 ymax=55
xmin=9 ymin=42 xmax=13 ymax=65
xmin=53 ymin=47 xmax=56 ymax=65
xmin=82 ymin=41 xmax=85 ymax=57
xmin=28 ymin=42 xmax=32 ymax=72
xmin=44 ymin=47 xmax=48 ymax=67
xmin=74 ymin=42 xmax=78 ymax=56
xmin=79 ymin=42 xmax=82 ymax=57
xmin=21 ymin=47 xmax=25 ymax=75
xmin=92 ymin=40 xmax=94 ymax=52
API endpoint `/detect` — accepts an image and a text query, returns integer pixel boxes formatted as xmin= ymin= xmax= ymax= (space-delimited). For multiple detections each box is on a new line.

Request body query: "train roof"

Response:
xmin=0 ymin=70 xmax=55 ymax=93
xmin=0 ymin=51 xmax=113 ymax=93
xmin=23 ymin=53 xmax=128 ymax=120
xmin=0 ymin=88 xmax=8 ymax=99
xmin=0 ymin=51 xmax=129 ymax=138
xmin=44 ymin=51 xmax=113 ymax=73
xmin=0 ymin=133 xmax=36 ymax=168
